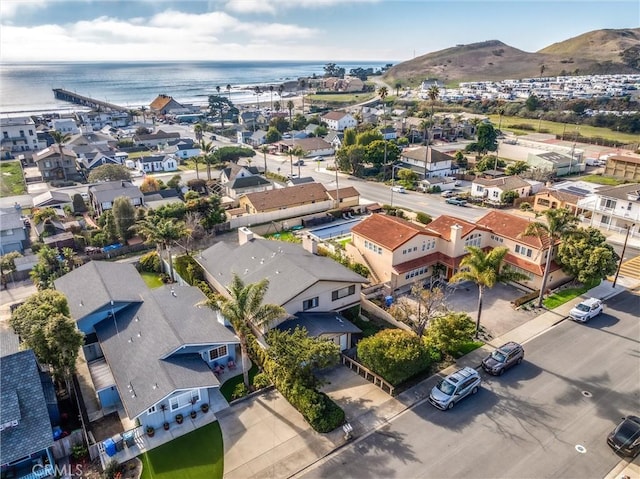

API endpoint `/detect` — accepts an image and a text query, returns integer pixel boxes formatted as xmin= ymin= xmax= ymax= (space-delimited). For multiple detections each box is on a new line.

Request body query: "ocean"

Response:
xmin=0 ymin=60 xmax=389 ymax=116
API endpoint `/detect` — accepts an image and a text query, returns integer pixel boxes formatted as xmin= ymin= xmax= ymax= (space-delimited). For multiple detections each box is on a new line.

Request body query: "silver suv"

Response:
xmin=482 ymin=341 xmax=524 ymax=375
xmin=429 ymin=367 xmax=481 ymax=410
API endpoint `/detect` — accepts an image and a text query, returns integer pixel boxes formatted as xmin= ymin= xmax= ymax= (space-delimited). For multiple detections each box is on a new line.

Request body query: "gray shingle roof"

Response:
xmin=198 ymin=238 xmax=367 ymax=307
xmin=230 ymin=176 xmax=270 ymax=189
xmin=276 ymin=312 xmax=362 ymax=337
xmin=0 ymin=208 xmax=24 ymax=232
xmin=89 ymin=181 xmax=143 ymax=204
xmin=54 ymin=261 xmax=147 ymax=321
xmin=0 ymin=350 xmax=53 ymax=465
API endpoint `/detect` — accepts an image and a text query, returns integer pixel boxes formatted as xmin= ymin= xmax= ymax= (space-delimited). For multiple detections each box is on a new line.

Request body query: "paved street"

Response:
xmin=301 ymin=290 xmax=640 ymax=479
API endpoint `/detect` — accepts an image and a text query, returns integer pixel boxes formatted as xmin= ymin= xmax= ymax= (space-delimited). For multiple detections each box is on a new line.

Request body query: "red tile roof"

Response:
xmin=393 ymin=252 xmax=460 ymax=274
xmin=504 ymin=253 xmax=562 ymax=276
xmin=322 ymin=111 xmax=350 ymax=121
xmin=351 ymin=214 xmax=438 ymax=251
xmin=425 ymin=215 xmax=486 ymax=241
xmin=475 ymin=210 xmax=551 ymax=249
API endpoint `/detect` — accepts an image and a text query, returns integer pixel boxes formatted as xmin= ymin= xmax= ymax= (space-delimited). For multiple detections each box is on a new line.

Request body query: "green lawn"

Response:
xmin=452 ymin=341 xmax=484 ymax=358
xmin=488 ymin=114 xmax=639 ymax=145
xmin=0 ymin=161 xmax=26 ymax=196
xmin=220 ymin=364 xmax=259 ymax=402
xmin=579 ymin=175 xmax=626 ymax=186
xmin=140 ymin=272 xmax=164 ymax=289
xmin=264 ymin=231 xmax=301 ymax=243
xmin=139 ymin=422 xmax=223 ymax=479
xmin=543 ymin=280 xmax=600 ymax=309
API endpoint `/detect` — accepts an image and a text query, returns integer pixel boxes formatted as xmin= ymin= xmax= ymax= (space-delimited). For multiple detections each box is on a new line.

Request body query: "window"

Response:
xmin=170 ymin=390 xmax=200 ymax=411
xmin=515 ymin=244 xmax=532 ymax=257
xmin=600 ymin=198 xmax=616 ymax=210
xmin=465 ymin=233 xmax=481 ymax=247
xmin=208 ymin=345 xmax=228 ymax=361
xmin=303 ymin=297 xmax=319 ymax=310
xmin=147 ymin=405 xmax=157 ymax=415
xmin=332 ymin=285 xmax=356 ymax=301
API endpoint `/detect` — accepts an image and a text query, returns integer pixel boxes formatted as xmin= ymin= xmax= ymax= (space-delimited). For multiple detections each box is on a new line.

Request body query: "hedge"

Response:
xmin=513 ymin=290 xmax=540 ymax=307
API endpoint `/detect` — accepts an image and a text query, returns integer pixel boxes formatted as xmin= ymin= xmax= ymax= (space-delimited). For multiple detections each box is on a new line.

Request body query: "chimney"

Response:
xmin=302 ymin=234 xmax=318 ymax=254
xmin=238 ymin=227 xmax=254 ymax=245
xmin=450 ymin=223 xmax=464 ymax=255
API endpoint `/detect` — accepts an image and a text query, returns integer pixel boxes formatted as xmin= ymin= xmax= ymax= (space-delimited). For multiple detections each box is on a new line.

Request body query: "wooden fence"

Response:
xmin=341 ymin=354 xmax=395 ymax=396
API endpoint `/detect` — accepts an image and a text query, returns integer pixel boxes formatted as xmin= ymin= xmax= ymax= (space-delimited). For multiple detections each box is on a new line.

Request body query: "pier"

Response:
xmin=52 ymin=89 xmax=129 ymax=112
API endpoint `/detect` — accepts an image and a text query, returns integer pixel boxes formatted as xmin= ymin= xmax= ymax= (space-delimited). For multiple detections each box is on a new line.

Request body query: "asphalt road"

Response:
xmin=302 ymin=291 xmax=640 ymax=479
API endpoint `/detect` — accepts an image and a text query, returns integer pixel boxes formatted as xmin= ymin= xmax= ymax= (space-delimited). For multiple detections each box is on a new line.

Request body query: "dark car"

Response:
xmin=607 ymin=416 xmax=640 ymax=457
xmin=482 ymin=341 xmax=524 ymax=375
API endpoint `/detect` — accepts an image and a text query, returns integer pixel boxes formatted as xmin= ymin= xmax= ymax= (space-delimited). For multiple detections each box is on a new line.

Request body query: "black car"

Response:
xmin=481 ymin=341 xmax=524 ymax=375
xmin=607 ymin=416 xmax=640 ymax=457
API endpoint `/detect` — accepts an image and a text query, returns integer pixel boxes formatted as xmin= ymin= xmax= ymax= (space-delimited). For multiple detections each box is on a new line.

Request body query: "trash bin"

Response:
xmin=103 ymin=438 xmax=116 ymax=457
xmin=385 ymin=296 xmax=394 ymax=307
xmin=122 ymin=431 xmax=135 ymax=448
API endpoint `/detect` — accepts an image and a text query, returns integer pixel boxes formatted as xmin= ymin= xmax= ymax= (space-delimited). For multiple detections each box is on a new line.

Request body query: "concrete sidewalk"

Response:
xmin=223 ymin=277 xmax=639 ymax=479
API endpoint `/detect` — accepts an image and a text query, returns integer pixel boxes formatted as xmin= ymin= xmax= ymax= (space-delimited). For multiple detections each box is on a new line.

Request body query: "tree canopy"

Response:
xmin=88 ymin=164 xmax=132 ymax=182
xmin=111 ymin=196 xmax=136 ymax=241
xmin=425 ymin=312 xmax=476 ymax=356
xmin=556 ymin=227 xmax=619 ymax=284
xmin=389 ymin=283 xmax=449 ymax=337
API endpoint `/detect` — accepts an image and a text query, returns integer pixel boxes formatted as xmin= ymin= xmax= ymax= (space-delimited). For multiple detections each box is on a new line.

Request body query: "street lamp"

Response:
xmin=612 ymin=223 xmax=635 ymax=288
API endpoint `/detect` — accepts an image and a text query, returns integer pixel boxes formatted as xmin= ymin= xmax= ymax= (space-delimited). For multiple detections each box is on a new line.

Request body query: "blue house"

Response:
xmin=54 ymin=262 xmax=240 ymax=437
xmin=1 ymin=338 xmax=57 ymax=479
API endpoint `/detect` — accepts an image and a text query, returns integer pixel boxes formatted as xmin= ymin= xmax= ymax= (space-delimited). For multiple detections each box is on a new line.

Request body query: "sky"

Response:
xmin=0 ymin=0 xmax=638 ymax=63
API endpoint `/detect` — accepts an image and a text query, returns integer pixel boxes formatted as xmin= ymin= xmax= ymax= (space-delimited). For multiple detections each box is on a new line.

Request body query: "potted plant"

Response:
xmin=175 ymin=413 xmax=184 ymax=424
xmin=163 ymin=421 xmax=170 ymax=431
xmin=190 ymin=397 xmax=198 ymax=419
xmin=201 ymin=403 xmax=210 ymax=414
xmin=146 ymin=426 xmax=155 ymax=437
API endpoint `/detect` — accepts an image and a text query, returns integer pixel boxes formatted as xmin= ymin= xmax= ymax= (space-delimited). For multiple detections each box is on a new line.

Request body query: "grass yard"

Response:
xmin=263 ymin=231 xmax=301 ymax=243
xmin=488 ymin=114 xmax=639 ymax=145
xmin=220 ymin=364 xmax=259 ymax=402
xmin=140 ymin=272 xmax=164 ymax=289
xmin=139 ymin=421 xmax=223 ymax=479
xmin=543 ymin=279 xmax=600 ymax=309
xmin=308 ymin=92 xmax=376 ymax=105
xmin=579 ymin=175 xmax=626 ymax=186
xmin=0 ymin=161 xmax=26 ymax=196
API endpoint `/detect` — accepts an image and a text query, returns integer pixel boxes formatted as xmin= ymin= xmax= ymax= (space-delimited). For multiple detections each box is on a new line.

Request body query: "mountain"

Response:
xmin=384 ymin=28 xmax=640 ymax=86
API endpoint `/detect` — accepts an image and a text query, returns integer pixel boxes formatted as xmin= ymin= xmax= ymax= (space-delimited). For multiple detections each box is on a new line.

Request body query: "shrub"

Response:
xmin=416 ymin=212 xmax=432 ymax=224
xmin=138 ymin=251 xmax=161 ymax=273
xmin=71 ymin=444 xmax=88 ymax=460
xmin=253 ymin=372 xmax=271 ymax=389
xmin=174 ymin=254 xmax=204 ymax=285
xmin=232 ymin=383 xmax=248 ymax=400
xmin=357 ymin=329 xmax=432 ymax=385
xmin=424 ymin=312 xmax=476 ymax=356
xmin=102 ymin=460 xmax=123 ymax=479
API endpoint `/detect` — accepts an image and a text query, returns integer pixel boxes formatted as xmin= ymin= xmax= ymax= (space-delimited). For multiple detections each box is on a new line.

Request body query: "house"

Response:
xmin=321 ymin=77 xmax=365 ymax=93
xmin=149 ymin=94 xmax=185 ymax=115
xmin=89 ymin=181 xmax=144 ymax=216
xmin=1 ymin=339 xmax=57 ymax=479
xmin=196 ymin=228 xmax=367 ymax=350
xmin=135 ymin=154 xmax=178 ymax=173
xmin=33 ymin=190 xmax=73 ymax=212
xmin=74 ymin=145 xmax=121 ymax=171
xmin=287 ymin=177 xmax=315 ymax=187
xmin=165 ymin=139 xmax=200 ymax=160
xmin=324 ymin=131 xmax=344 ymax=149
xmin=33 ymin=145 xmax=80 ymax=181
xmin=379 ymin=125 xmax=397 ymax=141
xmin=54 ymin=262 xmax=240 ymax=446
xmin=51 ymin=118 xmax=80 ymax=135
xmin=399 ymin=146 xmax=455 ymax=178
xmin=238 ymin=112 xmax=268 ymax=131
xmin=577 ymin=183 xmax=640 ymax=238
xmin=321 ymin=111 xmax=357 ymax=132
xmin=326 ymin=187 xmax=361 ymax=209
xmin=348 ymin=211 xmax=565 ymax=292
xmin=526 ymin=151 xmax=583 ymax=177
xmin=603 ymin=153 xmax=640 ymax=181
xmin=134 ymin=130 xmax=181 ymax=149
xmin=419 ymin=177 xmax=456 ymax=193
xmin=239 ymin=182 xmax=330 ymax=214
xmin=0 ymin=116 xmax=40 ymax=154
xmin=277 ymin=137 xmax=334 ymax=158
xmin=144 ymin=190 xmax=184 ymax=210
xmin=219 ymin=164 xmax=271 ymax=198
xmin=0 ymin=208 xmax=28 ymax=255
xmin=532 ymin=188 xmax=584 ymax=214
xmin=471 ymin=176 xmax=532 ymax=203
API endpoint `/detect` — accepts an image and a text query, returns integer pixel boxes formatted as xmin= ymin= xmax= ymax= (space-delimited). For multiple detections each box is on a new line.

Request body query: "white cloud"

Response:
xmin=224 ymin=0 xmax=379 ymax=15
xmin=0 ymin=0 xmax=49 ymax=20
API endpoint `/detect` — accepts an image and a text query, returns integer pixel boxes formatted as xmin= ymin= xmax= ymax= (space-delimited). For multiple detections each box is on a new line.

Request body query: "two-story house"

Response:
xmin=33 ymin=145 xmax=79 ymax=181
xmin=321 ymin=111 xmax=357 ymax=132
xmin=577 ymin=183 xmax=640 ymax=238
xmin=134 ymin=130 xmax=181 ymax=149
xmin=54 ymin=262 xmax=240 ymax=445
xmin=0 ymin=117 xmax=40 ymax=154
xmin=0 ymin=208 xmax=28 ymax=255
xmin=220 ymin=164 xmax=271 ymax=199
xmin=89 ymin=181 xmax=144 ymax=216
xmin=348 ymin=211 xmax=565 ymax=293
xmin=197 ymin=228 xmax=367 ymax=350
xmin=398 ymin=146 xmax=455 ymax=179
xmin=603 ymin=153 xmax=640 ymax=181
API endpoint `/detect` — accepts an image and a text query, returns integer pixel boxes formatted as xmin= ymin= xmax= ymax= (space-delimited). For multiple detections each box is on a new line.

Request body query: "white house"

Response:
xmin=577 ymin=183 xmax=640 ymax=238
xmin=321 ymin=111 xmax=357 ymax=132
xmin=51 ymin=118 xmax=80 ymax=135
xmin=0 ymin=117 xmax=40 ymax=153
xmin=165 ymin=140 xmax=200 ymax=160
xmin=136 ymin=154 xmax=178 ymax=173
xmin=471 ymin=176 xmax=533 ymax=203
xmin=399 ymin=146 xmax=455 ymax=178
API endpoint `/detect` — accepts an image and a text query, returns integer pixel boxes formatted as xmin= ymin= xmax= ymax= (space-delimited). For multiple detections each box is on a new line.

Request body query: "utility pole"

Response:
xmin=613 ymin=223 xmax=635 ymax=288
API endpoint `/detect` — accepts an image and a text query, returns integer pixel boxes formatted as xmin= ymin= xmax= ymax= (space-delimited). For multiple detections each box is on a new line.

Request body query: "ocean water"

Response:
xmin=0 ymin=60 xmax=389 ymax=115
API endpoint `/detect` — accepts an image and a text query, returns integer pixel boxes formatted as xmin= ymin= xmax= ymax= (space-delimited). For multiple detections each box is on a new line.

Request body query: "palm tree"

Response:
xmin=377 ymin=86 xmax=389 ymax=168
xmin=291 ymin=146 xmax=306 ymax=177
xmin=269 ymin=85 xmax=274 ymax=111
xmin=194 ymin=123 xmax=204 ymax=142
xmin=216 ymin=85 xmax=221 ymax=96
xmin=49 ymin=131 xmax=72 ymax=181
xmin=133 ymin=216 xmax=190 ymax=282
xmin=260 ymin=145 xmax=269 ymax=174
xmin=395 ymin=82 xmax=402 ymax=96
xmin=254 ymin=86 xmax=262 ymax=110
xmin=299 ymin=79 xmax=306 ymax=114
xmin=522 ymin=208 xmax=580 ymax=307
xmin=274 ymin=101 xmax=281 ymax=113
xmin=450 ymin=246 xmax=529 ymax=338
xmin=199 ymin=140 xmax=215 ymax=180
xmin=140 ymin=105 xmax=147 ymax=123
xmin=427 ymin=85 xmax=440 ymax=120
xmin=207 ymin=274 xmax=285 ymax=388
xmin=286 ymin=100 xmax=295 ymax=130
xmin=226 ymin=84 xmax=232 ymax=100
xmin=278 ymin=84 xmax=284 ymax=99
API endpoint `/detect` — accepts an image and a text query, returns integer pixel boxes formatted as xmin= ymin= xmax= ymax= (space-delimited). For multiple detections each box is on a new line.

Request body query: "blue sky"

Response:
xmin=0 ymin=0 xmax=638 ymax=62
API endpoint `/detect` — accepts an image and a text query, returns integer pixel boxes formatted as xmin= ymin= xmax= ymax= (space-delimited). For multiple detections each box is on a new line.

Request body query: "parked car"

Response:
xmin=391 ymin=185 xmax=406 ymax=193
xmin=454 ymin=180 xmax=462 ymax=187
xmin=569 ymin=298 xmax=603 ymax=322
xmin=607 ymin=416 xmax=640 ymax=457
xmin=482 ymin=342 xmax=524 ymax=375
xmin=441 ymin=191 xmax=456 ymax=198
xmin=429 ymin=367 xmax=481 ymax=410
xmin=446 ymin=197 xmax=467 ymax=206
xmin=293 ymin=159 xmax=305 ymax=166
xmin=312 ymin=156 xmax=324 ymax=161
